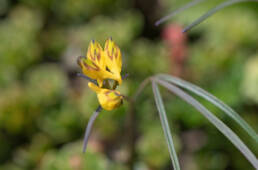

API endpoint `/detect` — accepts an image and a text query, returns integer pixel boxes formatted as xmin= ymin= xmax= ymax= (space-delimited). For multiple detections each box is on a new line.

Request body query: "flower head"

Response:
xmin=77 ymin=39 xmax=122 ymax=87
xmin=77 ymin=38 xmax=124 ymax=111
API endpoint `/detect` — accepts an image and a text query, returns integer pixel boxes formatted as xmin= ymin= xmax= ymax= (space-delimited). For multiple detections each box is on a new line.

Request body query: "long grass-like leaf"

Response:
xmin=152 ymin=81 xmax=181 ymax=170
xmin=82 ymin=106 xmax=102 ymax=153
xmin=156 ymin=74 xmax=258 ymax=143
xmin=154 ymin=78 xmax=258 ymax=168
xmin=155 ymin=0 xmax=205 ymax=26
xmin=183 ymin=0 xmax=258 ymax=32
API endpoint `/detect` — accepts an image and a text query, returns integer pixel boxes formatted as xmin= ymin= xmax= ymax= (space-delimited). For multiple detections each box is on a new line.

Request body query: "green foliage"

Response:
xmin=128 ymin=39 xmax=169 ymax=77
xmin=0 ymin=7 xmax=42 ymax=87
xmin=242 ymin=55 xmax=258 ymax=104
xmin=0 ymin=0 xmax=257 ymax=169
xmin=137 ymin=122 xmax=180 ymax=169
xmin=39 ymin=141 xmax=128 ymax=170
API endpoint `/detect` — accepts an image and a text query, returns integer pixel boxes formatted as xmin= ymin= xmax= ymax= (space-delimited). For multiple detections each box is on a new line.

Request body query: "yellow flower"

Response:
xmin=88 ymin=82 xmax=123 ymax=111
xmin=77 ymin=38 xmax=125 ymax=111
xmin=77 ymin=39 xmax=122 ymax=87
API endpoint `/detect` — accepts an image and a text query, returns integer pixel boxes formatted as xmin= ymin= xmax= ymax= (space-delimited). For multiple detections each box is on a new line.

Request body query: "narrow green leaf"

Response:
xmin=155 ymin=78 xmax=258 ymax=169
xmin=156 ymin=74 xmax=258 ymax=143
xmin=152 ymin=81 xmax=181 ymax=170
xmin=155 ymin=0 xmax=205 ymax=26
xmin=183 ymin=0 xmax=258 ymax=32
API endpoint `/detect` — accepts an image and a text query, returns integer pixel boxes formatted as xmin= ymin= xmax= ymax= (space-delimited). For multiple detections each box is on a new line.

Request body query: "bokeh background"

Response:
xmin=0 ymin=0 xmax=257 ymax=169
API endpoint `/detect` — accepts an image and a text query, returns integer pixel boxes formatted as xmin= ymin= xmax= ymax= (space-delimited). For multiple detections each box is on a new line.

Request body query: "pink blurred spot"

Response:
xmin=162 ymin=24 xmax=188 ymax=76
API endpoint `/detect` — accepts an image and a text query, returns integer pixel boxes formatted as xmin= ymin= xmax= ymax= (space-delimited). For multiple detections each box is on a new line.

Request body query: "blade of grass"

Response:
xmin=154 ymin=78 xmax=258 ymax=168
xmin=152 ymin=81 xmax=181 ymax=170
xmin=155 ymin=0 xmax=205 ymax=26
xmin=183 ymin=0 xmax=258 ymax=32
xmin=82 ymin=106 xmax=102 ymax=153
xmin=156 ymin=74 xmax=258 ymax=143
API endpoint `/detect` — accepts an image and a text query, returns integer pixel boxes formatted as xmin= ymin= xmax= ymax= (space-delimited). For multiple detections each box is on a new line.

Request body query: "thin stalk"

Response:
xmin=126 ymin=99 xmax=137 ymax=170
xmin=132 ymin=78 xmax=151 ymax=101
xmin=82 ymin=106 xmax=102 ymax=153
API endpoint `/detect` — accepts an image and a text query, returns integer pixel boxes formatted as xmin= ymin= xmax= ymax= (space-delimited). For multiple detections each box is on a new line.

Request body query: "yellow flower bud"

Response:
xmin=88 ymin=82 xmax=123 ymax=111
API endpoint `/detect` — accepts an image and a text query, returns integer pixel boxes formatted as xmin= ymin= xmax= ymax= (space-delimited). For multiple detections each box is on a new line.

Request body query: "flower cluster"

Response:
xmin=77 ymin=38 xmax=124 ymax=110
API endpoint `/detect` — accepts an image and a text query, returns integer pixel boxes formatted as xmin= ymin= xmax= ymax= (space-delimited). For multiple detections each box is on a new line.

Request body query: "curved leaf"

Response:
xmin=156 ymin=74 xmax=258 ymax=143
xmin=152 ymin=81 xmax=181 ymax=170
xmin=155 ymin=0 xmax=205 ymax=26
xmin=154 ymin=78 xmax=258 ymax=169
xmin=183 ymin=0 xmax=258 ymax=32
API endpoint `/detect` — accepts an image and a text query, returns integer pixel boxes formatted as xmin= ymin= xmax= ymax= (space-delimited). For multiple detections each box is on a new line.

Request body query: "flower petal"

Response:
xmin=77 ymin=56 xmax=100 ymax=77
xmin=87 ymin=40 xmax=105 ymax=70
xmin=104 ymin=38 xmax=122 ymax=84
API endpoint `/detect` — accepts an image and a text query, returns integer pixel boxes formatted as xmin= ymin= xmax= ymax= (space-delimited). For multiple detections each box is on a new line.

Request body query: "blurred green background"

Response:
xmin=0 ymin=0 xmax=257 ymax=169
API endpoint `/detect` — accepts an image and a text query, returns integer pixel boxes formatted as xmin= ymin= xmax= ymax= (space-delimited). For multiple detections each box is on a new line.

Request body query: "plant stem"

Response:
xmin=82 ymin=106 xmax=102 ymax=153
xmin=126 ymin=99 xmax=137 ymax=170
xmin=132 ymin=77 xmax=151 ymax=101
xmin=125 ymin=77 xmax=152 ymax=169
